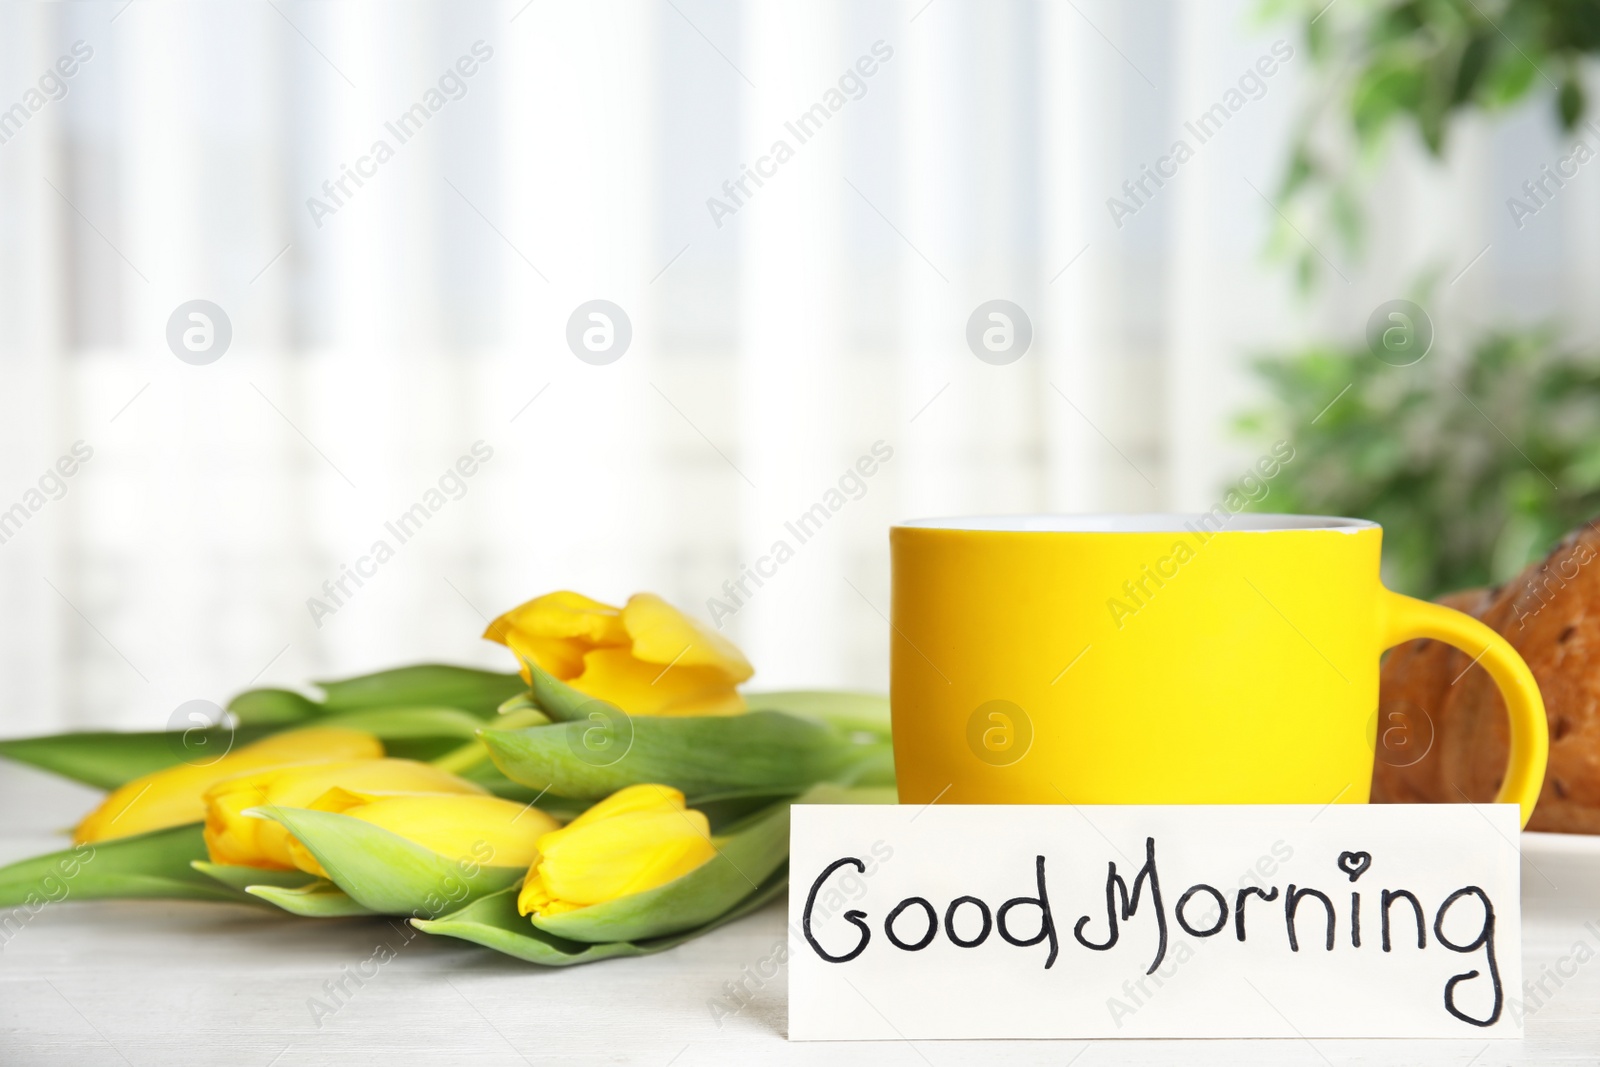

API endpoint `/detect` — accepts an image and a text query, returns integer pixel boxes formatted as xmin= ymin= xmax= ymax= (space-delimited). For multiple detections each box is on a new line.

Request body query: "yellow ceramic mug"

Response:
xmin=890 ymin=514 xmax=1549 ymax=827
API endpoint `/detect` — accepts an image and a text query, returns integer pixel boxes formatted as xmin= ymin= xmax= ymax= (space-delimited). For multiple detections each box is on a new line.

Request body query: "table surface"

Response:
xmin=4 ymin=764 xmax=1599 ymax=1066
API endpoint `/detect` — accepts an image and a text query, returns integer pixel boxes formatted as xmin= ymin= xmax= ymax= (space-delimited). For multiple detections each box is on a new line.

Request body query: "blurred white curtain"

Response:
xmin=0 ymin=0 xmax=1588 ymax=733
xmin=1166 ymin=0 xmax=1305 ymax=508
xmin=0 ymin=0 xmax=69 ymax=730
xmin=737 ymin=0 xmax=847 ymax=689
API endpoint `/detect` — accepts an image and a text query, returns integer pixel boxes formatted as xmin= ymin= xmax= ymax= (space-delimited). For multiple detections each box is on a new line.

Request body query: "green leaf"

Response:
xmin=481 ymin=710 xmax=881 ymax=800
xmin=318 ymin=706 xmax=487 ymax=740
xmin=190 ymin=860 xmax=320 ymax=892
xmin=226 ymin=663 xmax=526 ymax=731
xmin=246 ymin=880 xmax=376 ymax=918
xmin=0 ymin=728 xmax=278 ymax=790
xmin=1352 ymin=61 xmax=1425 ymax=143
xmin=191 ymin=858 xmax=374 ymax=916
xmin=524 ymin=661 xmax=599 ymax=722
xmin=316 ymin=665 xmax=525 ymax=718
xmin=0 ymin=707 xmax=495 ymax=791
xmin=1240 ymin=325 xmax=1600 ymax=598
xmin=228 ymin=688 xmax=321 ymax=726
xmin=686 ymin=792 xmax=815 ymax=832
xmin=794 ymin=782 xmax=899 ymax=806
xmin=496 ymin=692 xmax=539 ymax=718
xmin=248 ymin=805 xmax=523 ymax=916
xmin=1482 ymin=48 xmax=1539 ymax=107
xmin=456 ymin=759 xmax=589 ymax=813
xmin=414 ymin=866 xmax=787 ymax=966
xmin=1451 ymin=34 xmax=1493 ymax=105
xmin=826 ymin=744 xmax=896 ymax=788
xmin=531 ymin=802 xmax=790 ymax=943
xmin=743 ymin=690 xmax=890 ymax=739
xmin=0 ymin=825 xmax=245 ymax=908
xmin=1560 ymin=71 xmax=1586 ymax=128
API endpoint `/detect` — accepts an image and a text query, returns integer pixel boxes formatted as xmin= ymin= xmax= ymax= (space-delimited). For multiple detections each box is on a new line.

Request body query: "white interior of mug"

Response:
xmin=896 ymin=513 xmax=1377 ymax=533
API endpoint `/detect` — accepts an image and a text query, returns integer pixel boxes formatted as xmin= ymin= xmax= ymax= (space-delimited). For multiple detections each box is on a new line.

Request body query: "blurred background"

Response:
xmin=3 ymin=0 xmax=1599 ymax=734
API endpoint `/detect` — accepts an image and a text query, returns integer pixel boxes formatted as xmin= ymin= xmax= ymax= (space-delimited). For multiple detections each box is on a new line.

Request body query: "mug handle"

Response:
xmin=1380 ymin=589 xmax=1549 ymax=828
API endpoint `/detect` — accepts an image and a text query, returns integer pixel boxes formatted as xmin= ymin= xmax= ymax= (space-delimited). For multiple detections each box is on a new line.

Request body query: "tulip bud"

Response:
xmin=204 ymin=758 xmax=485 ymax=870
xmin=73 ymin=726 xmax=382 ymax=845
xmin=484 ymin=591 xmax=753 ymax=716
xmin=518 ymin=784 xmax=715 ymax=917
xmin=283 ymin=790 xmax=559 ymax=879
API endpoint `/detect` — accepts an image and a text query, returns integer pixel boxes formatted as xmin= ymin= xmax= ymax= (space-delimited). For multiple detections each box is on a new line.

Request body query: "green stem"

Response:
xmin=431 ymin=707 xmax=550 ymax=775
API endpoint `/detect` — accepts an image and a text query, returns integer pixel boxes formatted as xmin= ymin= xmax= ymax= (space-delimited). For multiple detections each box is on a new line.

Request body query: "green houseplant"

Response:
xmin=1243 ymin=0 xmax=1600 ymax=595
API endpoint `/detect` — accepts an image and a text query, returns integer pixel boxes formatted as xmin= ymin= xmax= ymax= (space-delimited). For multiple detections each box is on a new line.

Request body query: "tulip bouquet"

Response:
xmin=0 ymin=591 xmax=894 ymax=964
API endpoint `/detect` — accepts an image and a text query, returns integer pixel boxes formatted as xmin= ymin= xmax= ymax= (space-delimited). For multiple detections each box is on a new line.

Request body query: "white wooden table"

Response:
xmin=4 ymin=762 xmax=1598 ymax=1066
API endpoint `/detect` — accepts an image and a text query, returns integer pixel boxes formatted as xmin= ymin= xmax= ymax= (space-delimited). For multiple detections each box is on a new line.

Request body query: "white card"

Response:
xmin=788 ymin=804 xmax=1522 ymax=1040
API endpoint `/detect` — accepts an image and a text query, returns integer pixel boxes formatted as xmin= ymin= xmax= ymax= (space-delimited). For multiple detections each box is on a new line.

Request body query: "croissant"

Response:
xmin=1371 ymin=522 xmax=1600 ymax=834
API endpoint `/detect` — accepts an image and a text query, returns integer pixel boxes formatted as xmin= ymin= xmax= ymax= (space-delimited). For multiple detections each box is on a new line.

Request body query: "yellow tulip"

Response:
xmin=485 ymin=591 xmax=754 ymax=716
xmin=517 ymin=784 xmax=715 ymax=917
xmin=203 ymin=758 xmax=486 ymax=870
xmin=283 ymin=789 xmax=560 ymax=878
xmin=73 ymin=726 xmax=383 ymax=845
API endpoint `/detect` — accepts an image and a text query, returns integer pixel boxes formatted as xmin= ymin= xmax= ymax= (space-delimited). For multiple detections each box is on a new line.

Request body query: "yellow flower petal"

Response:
xmin=559 ymin=783 xmax=687 ymax=831
xmin=485 ymin=591 xmax=625 ymax=648
xmin=284 ymin=792 xmax=559 ymax=878
xmin=303 ymin=786 xmax=373 ymax=814
xmin=503 ymin=633 xmax=588 ymax=681
xmin=567 ymin=648 xmax=746 ymax=716
xmin=537 ymin=811 xmax=712 ymax=903
xmin=235 ymin=728 xmax=383 ymax=764
xmin=203 ymin=758 xmax=485 ymax=870
xmin=621 ymin=593 xmax=754 ymax=682
xmin=73 ymin=726 xmax=382 ymax=845
xmin=483 ymin=590 xmax=755 ymax=709
xmin=485 ymin=591 xmax=633 ymax=683
xmin=516 ymin=784 xmax=714 ymax=917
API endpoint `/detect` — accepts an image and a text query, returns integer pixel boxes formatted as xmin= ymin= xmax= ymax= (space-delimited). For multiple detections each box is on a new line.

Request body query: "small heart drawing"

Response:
xmin=1337 ymin=851 xmax=1372 ymax=882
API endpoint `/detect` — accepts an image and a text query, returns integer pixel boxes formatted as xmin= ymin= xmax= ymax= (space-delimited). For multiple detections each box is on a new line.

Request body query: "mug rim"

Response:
xmin=894 ymin=513 xmax=1377 ymax=533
